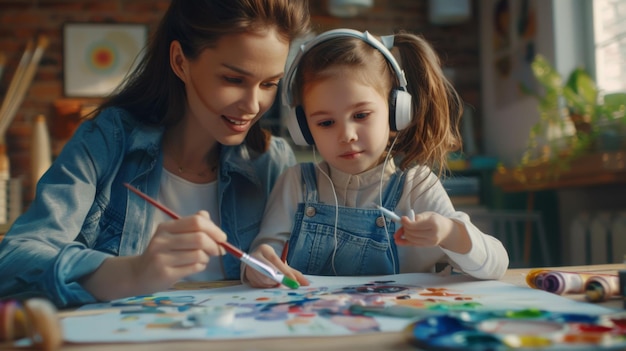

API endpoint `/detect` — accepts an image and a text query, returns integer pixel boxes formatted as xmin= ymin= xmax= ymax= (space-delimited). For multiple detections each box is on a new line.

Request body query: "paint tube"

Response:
xmin=525 ymin=269 xmax=549 ymax=289
xmin=527 ymin=269 xmax=619 ymax=296
xmin=584 ymin=275 xmax=621 ymax=302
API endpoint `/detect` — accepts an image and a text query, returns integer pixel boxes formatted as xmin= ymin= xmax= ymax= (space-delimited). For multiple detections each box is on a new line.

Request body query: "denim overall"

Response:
xmin=286 ymin=163 xmax=406 ymax=276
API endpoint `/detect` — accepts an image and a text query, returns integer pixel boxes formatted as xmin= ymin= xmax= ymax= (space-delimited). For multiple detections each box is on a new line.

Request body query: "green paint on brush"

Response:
xmin=281 ymin=276 xmax=300 ymax=289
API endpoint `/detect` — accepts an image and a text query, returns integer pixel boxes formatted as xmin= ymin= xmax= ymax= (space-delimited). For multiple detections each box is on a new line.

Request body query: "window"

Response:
xmin=593 ymin=0 xmax=626 ymax=93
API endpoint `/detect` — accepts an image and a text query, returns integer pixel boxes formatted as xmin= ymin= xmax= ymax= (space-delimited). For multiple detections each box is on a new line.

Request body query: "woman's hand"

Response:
xmin=82 ymin=210 xmax=227 ymax=301
xmin=244 ymin=244 xmax=309 ymax=288
xmin=131 ymin=210 xmax=227 ymax=293
xmin=393 ymin=211 xmax=471 ymax=254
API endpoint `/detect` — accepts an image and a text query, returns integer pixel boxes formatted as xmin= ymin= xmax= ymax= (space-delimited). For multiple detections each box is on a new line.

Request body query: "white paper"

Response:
xmin=62 ymin=273 xmax=616 ymax=343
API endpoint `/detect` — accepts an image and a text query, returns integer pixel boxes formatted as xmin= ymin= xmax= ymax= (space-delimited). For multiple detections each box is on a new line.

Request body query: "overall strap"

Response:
xmin=300 ymin=162 xmax=319 ymax=203
xmin=381 ymin=170 xmax=406 ymax=274
xmin=381 ymin=170 xmax=407 ymax=209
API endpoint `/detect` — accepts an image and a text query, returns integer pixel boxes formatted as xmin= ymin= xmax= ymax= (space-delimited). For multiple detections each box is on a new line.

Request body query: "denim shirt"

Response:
xmin=0 ymin=107 xmax=295 ymax=307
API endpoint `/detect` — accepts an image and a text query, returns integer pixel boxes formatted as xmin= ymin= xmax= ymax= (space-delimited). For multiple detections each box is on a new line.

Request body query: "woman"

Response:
xmin=0 ymin=0 xmax=310 ymax=308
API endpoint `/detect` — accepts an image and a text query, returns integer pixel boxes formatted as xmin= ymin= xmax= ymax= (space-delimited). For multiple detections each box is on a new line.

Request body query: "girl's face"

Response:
xmin=302 ymin=69 xmax=390 ymax=175
xmin=172 ymin=27 xmax=289 ymax=146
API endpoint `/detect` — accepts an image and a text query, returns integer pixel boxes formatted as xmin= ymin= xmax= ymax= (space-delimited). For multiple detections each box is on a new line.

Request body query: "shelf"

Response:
xmin=493 ymin=152 xmax=626 ymax=192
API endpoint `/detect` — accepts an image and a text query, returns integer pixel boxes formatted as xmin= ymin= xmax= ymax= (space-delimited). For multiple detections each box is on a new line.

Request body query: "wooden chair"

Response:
xmin=469 ymin=210 xmax=551 ymax=268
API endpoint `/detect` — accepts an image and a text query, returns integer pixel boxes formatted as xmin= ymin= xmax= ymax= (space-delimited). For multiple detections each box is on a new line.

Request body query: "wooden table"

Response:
xmin=6 ymin=264 xmax=625 ymax=351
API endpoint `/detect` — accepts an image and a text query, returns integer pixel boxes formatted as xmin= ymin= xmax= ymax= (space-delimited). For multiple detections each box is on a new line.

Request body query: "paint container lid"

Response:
xmin=188 ymin=306 xmax=235 ymax=327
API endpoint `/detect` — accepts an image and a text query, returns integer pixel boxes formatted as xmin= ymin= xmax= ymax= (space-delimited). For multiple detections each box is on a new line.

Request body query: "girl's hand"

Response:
xmin=131 ymin=210 xmax=226 ymax=293
xmin=393 ymin=211 xmax=471 ymax=254
xmin=244 ymin=244 xmax=309 ymax=288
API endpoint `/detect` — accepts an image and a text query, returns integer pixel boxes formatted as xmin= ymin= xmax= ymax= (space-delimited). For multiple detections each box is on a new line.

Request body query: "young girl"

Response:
xmin=0 ymin=0 xmax=310 ymax=307
xmin=245 ymin=29 xmax=509 ymax=288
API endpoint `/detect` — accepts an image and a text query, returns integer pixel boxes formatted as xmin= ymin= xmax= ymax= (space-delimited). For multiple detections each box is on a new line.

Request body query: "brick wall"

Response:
xmin=0 ymin=0 xmax=480 ymax=205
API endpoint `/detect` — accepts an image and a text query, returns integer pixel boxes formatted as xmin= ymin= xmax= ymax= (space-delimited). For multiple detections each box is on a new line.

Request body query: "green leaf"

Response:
xmin=562 ymin=67 xmax=598 ymax=118
xmin=531 ymin=55 xmax=562 ymax=93
xmin=603 ymin=92 xmax=626 ymax=118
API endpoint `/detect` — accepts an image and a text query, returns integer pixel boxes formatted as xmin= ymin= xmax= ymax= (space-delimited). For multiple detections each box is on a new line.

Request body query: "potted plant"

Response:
xmin=519 ymin=55 xmax=625 ymax=171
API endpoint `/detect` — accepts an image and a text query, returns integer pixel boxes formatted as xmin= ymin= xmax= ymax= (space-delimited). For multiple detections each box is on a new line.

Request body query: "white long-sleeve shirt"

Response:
xmin=252 ymin=160 xmax=509 ymax=280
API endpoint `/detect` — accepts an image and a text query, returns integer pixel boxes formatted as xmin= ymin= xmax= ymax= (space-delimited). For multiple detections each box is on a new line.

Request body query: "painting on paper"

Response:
xmin=62 ymin=273 xmax=614 ymax=344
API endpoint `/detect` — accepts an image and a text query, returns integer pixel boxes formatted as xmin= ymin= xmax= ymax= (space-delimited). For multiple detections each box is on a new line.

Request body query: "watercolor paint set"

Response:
xmin=405 ymin=308 xmax=626 ymax=350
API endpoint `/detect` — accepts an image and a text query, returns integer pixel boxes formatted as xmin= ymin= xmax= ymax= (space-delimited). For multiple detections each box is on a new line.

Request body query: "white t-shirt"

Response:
xmin=152 ymin=169 xmax=223 ymax=281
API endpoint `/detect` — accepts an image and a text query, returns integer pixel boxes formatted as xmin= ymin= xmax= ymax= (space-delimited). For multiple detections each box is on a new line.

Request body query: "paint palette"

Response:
xmin=405 ymin=309 xmax=626 ymax=350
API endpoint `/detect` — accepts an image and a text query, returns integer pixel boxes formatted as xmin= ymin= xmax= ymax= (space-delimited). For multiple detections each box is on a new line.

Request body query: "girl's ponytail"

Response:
xmin=391 ymin=32 xmax=463 ymax=175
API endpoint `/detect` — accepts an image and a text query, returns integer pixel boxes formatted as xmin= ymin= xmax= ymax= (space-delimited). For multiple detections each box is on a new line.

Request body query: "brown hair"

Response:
xmin=93 ymin=0 xmax=311 ymax=152
xmin=292 ymin=31 xmax=462 ymax=175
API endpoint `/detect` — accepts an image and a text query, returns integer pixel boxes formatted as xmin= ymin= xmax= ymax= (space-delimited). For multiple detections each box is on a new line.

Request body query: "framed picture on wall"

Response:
xmin=63 ymin=22 xmax=147 ymax=98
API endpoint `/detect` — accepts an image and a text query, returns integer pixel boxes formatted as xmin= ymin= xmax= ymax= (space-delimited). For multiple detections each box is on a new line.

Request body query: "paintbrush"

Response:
xmin=123 ymin=182 xmax=299 ymax=289
xmin=375 ymin=205 xmax=415 ymax=222
xmin=375 ymin=205 xmax=401 ymax=222
xmin=0 ymin=35 xmax=49 ymax=138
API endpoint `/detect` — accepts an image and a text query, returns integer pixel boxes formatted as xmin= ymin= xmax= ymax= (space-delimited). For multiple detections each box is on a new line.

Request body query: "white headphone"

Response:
xmin=281 ymin=28 xmax=414 ymax=146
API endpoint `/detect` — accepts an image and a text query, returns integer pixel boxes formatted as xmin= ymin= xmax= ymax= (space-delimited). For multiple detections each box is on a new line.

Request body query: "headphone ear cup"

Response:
xmin=389 ymin=89 xmax=413 ymax=131
xmin=286 ymin=105 xmax=315 ymax=146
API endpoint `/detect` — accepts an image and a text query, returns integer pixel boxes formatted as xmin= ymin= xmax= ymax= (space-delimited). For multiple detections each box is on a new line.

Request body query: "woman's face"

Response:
xmin=172 ymin=27 xmax=289 ymax=146
xmin=302 ymin=68 xmax=390 ymax=175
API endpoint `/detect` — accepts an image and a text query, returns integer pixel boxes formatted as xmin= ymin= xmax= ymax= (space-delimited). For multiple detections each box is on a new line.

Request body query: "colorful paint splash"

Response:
xmin=106 ymin=279 xmax=487 ymax=333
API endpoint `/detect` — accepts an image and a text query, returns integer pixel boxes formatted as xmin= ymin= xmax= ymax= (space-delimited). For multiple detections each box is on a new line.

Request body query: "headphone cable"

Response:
xmin=312 ymin=147 xmax=340 ymax=276
xmin=379 ymin=134 xmax=399 ymax=274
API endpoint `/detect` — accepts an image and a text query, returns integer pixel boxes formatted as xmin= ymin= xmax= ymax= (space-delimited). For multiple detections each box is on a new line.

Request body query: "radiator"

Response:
xmin=570 ymin=211 xmax=626 ymax=265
